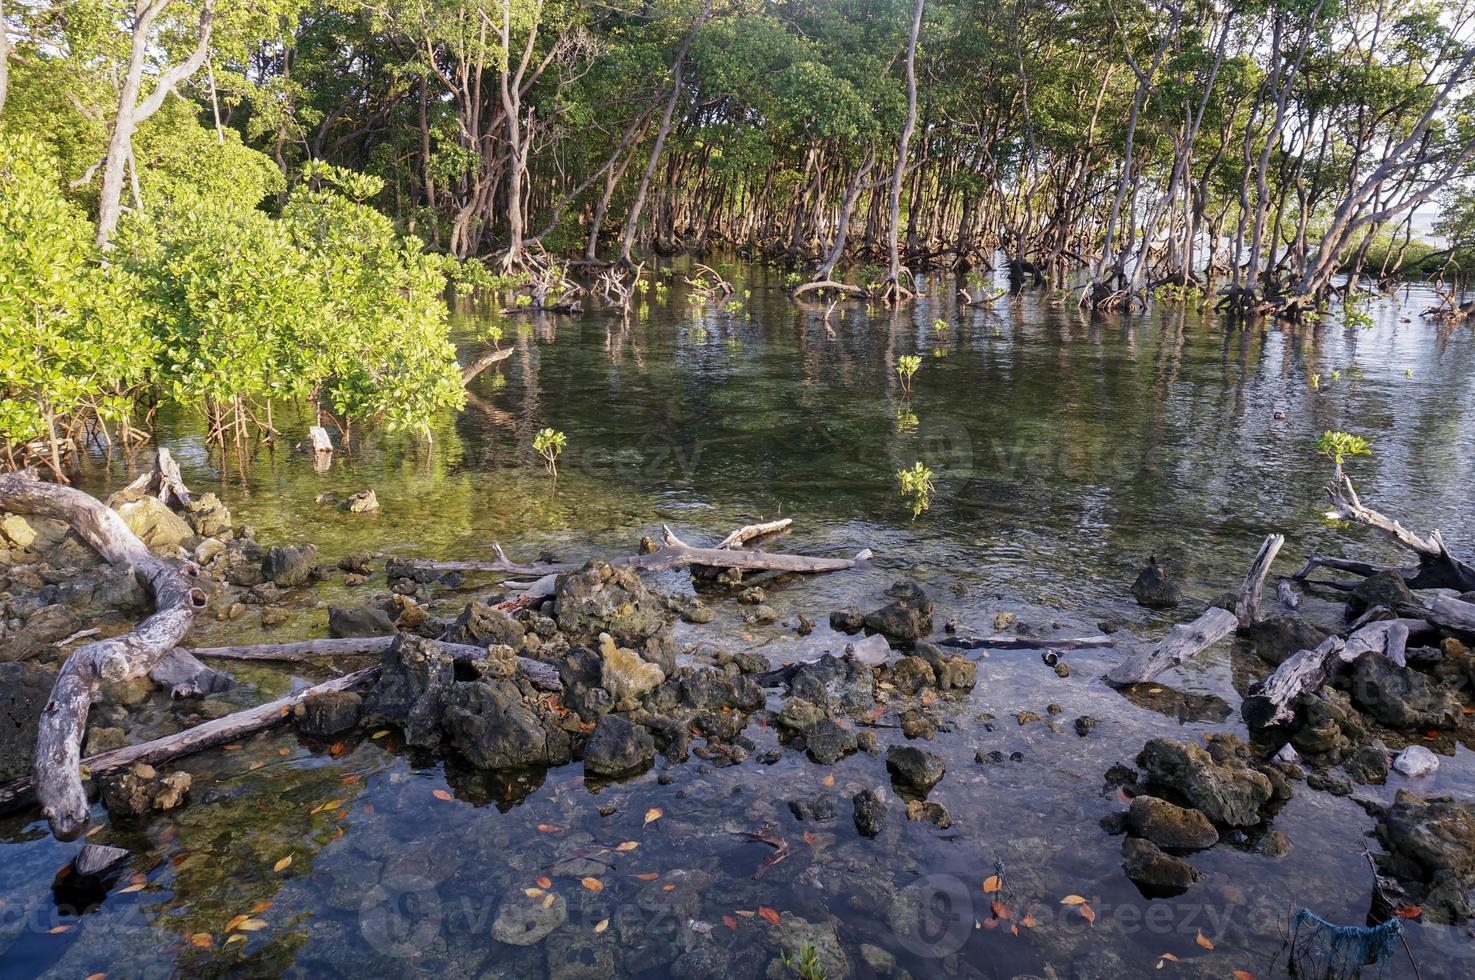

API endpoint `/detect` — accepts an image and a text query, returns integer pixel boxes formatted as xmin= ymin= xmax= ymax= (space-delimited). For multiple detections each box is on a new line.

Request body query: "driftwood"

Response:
xmin=149 ymin=649 xmax=234 ymax=699
xmin=0 ymin=668 xmax=378 ymax=815
xmin=1296 ymin=472 xmax=1475 ymax=592
xmin=187 ymin=635 xmax=562 ymax=691
xmin=0 ymin=473 xmax=209 ymax=840
xmin=694 ymin=517 xmax=792 ymax=580
xmin=941 ymin=634 xmax=1116 ymax=652
xmin=1104 ymin=607 xmax=1239 ymax=687
xmin=791 ymin=279 xmax=868 ymax=300
xmin=117 ymin=448 xmax=191 ymax=510
xmin=1240 ymin=619 xmax=1421 ymax=729
xmin=1235 ymin=534 xmax=1285 ymax=628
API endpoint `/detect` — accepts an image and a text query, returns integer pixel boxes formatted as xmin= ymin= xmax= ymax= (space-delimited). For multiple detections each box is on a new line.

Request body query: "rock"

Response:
xmin=194 ymin=537 xmax=226 ymax=566
xmin=1393 ymin=745 xmax=1440 ymax=778
xmin=296 ymin=691 xmax=363 ymax=737
xmin=1131 ymin=557 xmax=1181 ymax=609
xmin=904 ymin=799 xmax=952 ymax=828
xmin=738 ymin=587 xmax=766 ymax=605
xmin=775 ymin=697 xmax=824 ymax=733
xmin=1346 ymin=651 xmax=1462 ymax=730
xmin=185 ymin=493 xmax=232 ymax=537
xmin=597 ymin=632 xmax=665 ymax=708
xmin=85 ymin=726 xmax=128 ymax=754
xmin=671 ymin=596 xmax=716 ymax=624
xmin=863 ymin=590 xmax=933 ymax=644
xmin=97 ymin=674 xmax=152 ymax=706
xmin=1348 ymin=570 xmax=1414 ymax=615
xmin=553 ymin=560 xmax=668 ymax=645
xmin=1377 ymin=791 xmax=1475 ymax=884
xmin=829 ymin=608 xmax=865 ymax=634
xmin=113 ymin=497 xmax=194 ymax=556
xmin=1126 ymin=796 xmax=1219 ymax=851
xmin=583 ymin=713 xmax=655 ymax=777
xmin=101 ymin=765 xmax=190 ymax=818
xmin=786 ymin=655 xmax=875 ymax=715
xmin=886 ymin=745 xmax=945 ymax=795
xmin=444 ymin=679 xmax=571 ymax=770
xmin=443 ymin=601 xmax=525 ymax=647
xmin=361 ymin=633 xmax=456 ymax=748
xmin=0 ymin=514 xmax=69 ymax=553
xmin=1121 ymin=837 xmax=1200 ymax=895
xmin=852 ymin=788 xmax=886 ymax=838
xmin=1289 ymin=688 xmax=1368 ymax=764
xmin=912 ymin=640 xmax=976 ymax=691
xmin=492 ymin=890 xmax=568 ymax=945
xmin=1345 ymin=743 xmax=1390 ymax=785
xmin=1262 ymin=830 xmax=1292 ymax=858
xmin=898 ymin=708 xmax=937 ymax=740
xmin=1136 ymin=737 xmax=1274 ymax=827
xmin=341 ymin=489 xmax=380 ymax=513
xmin=1074 ymin=715 xmax=1099 ymax=737
xmin=805 ymin=719 xmax=857 ymax=764
xmin=260 ymin=607 xmax=289 ymax=628
xmin=992 ymin=611 xmax=1017 ymax=631
xmin=1245 ymin=616 xmax=1331 ymax=666
xmin=1307 ymin=771 xmax=1354 ymax=796
xmin=743 ymin=604 xmax=778 ymax=625
xmin=885 ymin=656 xmax=936 ymax=694
xmin=261 ymin=544 xmax=318 ymax=588
xmin=338 ymin=552 xmax=376 ymax=575
xmin=327 ymin=605 xmax=396 ymax=639
xmin=765 ymin=915 xmax=849 ymax=980
xmin=787 ymin=795 xmax=837 ymax=821
xmin=153 ymin=771 xmax=191 ymax=810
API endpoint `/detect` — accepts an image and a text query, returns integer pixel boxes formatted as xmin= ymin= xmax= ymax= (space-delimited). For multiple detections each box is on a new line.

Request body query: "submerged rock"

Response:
xmin=327 ymin=605 xmax=396 ymax=638
xmin=886 ymin=745 xmax=945 ymax=795
xmin=1121 ymin=837 xmax=1200 ymax=895
xmin=582 ymin=713 xmax=655 ymax=777
xmin=262 ymin=544 xmax=319 ymax=588
xmin=296 ymin=691 xmax=363 ymax=737
xmin=1245 ymin=616 xmax=1331 ymax=667
xmin=1345 ymin=651 xmax=1462 ymax=730
xmin=361 ymin=633 xmax=455 ymax=748
xmin=0 ymin=662 xmax=53 ymax=781
xmin=1348 ymin=570 xmax=1414 ymax=615
xmin=444 ymin=679 xmax=572 ymax=770
xmin=1126 ymin=795 xmax=1219 ymax=851
xmin=341 ymin=489 xmax=380 ymax=513
xmin=787 ymin=795 xmax=837 ymax=821
xmin=1131 ymin=557 xmax=1181 ymax=609
xmin=1376 ymin=791 xmax=1475 ymax=920
xmin=852 ymin=788 xmax=887 ymax=838
xmin=114 ymin=496 xmax=193 ymax=556
xmin=101 ymin=764 xmax=191 ymax=819
xmin=1136 ymin=737 xmax=1275 ymax=827
xmin=492 ymin=889 xmax=567 ymax=946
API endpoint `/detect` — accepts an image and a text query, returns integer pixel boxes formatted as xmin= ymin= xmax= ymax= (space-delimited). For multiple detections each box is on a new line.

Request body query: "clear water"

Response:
xmin=4 ymin=260 xmax=1475 ymax=978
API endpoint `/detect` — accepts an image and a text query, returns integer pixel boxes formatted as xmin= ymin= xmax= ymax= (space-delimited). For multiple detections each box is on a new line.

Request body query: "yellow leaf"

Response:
xmin=237 ymin=919 xmax=268 ymax=932
xmin=581 ymin=877 xmax=604 ymax=892
xmin=273 ymin=855 xmax=292 ymax=873
xmin=524 ymin=888 xmax=545 ymax=898
xmin=371 ymin=730 xmax=389 ymax=739
xmin=117 ymin=882 xmax=146 ymax=894
xmin=644 ymin=807 xmax=663 ymax=826
xmin=594 ymin=918 xmax=609 ymax=933
xmin=1059 ymin=895 xmax=1087 ymax=905
xmin=1195 ymin=931 xmax=1214 ymax=950
xmin=542 ymin=894 xmax=556 ymax=909
xmin=983 ymin=875 xmax=1002 ymax=894
xmin=616 ymin=841 xmax=639 ymax=852
xmin=224 ymin=914 xmax=248 ymax=933
xmin=190 ymin=933 xmax=214 ymax=948
xmin=225 ymin=934 xmax=246 ymax=945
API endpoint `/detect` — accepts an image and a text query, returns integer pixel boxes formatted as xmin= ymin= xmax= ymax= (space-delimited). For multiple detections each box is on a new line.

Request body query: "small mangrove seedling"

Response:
xmin=897 ymin=461 xmax=936 ymax=517
xmin=533 ymin=427 xmax=567 ymax=477
xmin=1310 ymin=372 xmax=1321 ymax=390
xmin=1330 ymin=369 xmax=1342 ymax=381
xmin=933 ymin=318 xmax=949 ymax=332
xmin=896 ymin=354 xmax=922 ymax=395
xmin=1317 ymin=430 xmax=1372 ymax=468
xmin=1405 ymin=368 xmax=1414 ymax=379
xmin=484 ymin=323 xmax=505 ymax=350
xmin=780 ymin=944 xmax=826 ymax=980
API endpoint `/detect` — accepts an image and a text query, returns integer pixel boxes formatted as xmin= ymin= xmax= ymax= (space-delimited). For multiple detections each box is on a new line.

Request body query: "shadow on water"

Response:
xmin=4 ymin=259 xmax=1475 ymax=976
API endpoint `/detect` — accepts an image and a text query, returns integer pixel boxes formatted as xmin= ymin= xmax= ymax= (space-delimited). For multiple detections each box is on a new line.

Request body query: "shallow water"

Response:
xmin=5 ymin=262 xmax=1475 ymax=978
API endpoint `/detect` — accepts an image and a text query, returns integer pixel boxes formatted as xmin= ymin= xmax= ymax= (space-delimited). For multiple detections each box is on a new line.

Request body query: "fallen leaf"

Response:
xmin=983 ymin=875 xmax=1003 ymax=894
xmin=537 ymin=823 xmax=560 ymax=833
xmin=542 ymin=894 xmax=556 ymax=909
xmin=991 ymin=900 xmax=1011 ymax=920
xmin=758 ymin=906 xmax=780 ymax=926
xmin=1159 ymin=953 xmax=1179 ymax=962
xmin=225 ymin=934 xmax=246 ymax=945
xmin=48 ymin=924 xmax=73 ymax=934
xmin=249 ymin=901 xmax=271 ymax=914
xmin=735 ymin=910 xmax=755 ymax=918
xmin=662 ymin=884 xmax=675 ymax=891
xmin=1231 ymin=973 xmax=1255 ymax=980
xmin=190 ymin=933 xmax=213 ymax=948
xmin=632 ymin=872 xmax=660 ymax=881
xmin=225 ymin=914 xmax=249 ymax=933
xmin=340 ymin=774 xmax=361 ymax=784
xmin=722 ymin=915 xmax=738 ymax=931
xmin=1079 ymin=904 xmax=1096 ymax=924
xmin=432 ymin=790 xmax=454 ymax=802
xmin=371 ymin=730 xmax=389 ymax=739
xmin=581 ymin=877 xmax=604 ymax=892
xmin=616 ymin=841 xmax=639 ymax=852
xmin=1010 ymin=923 xmax=1018 ymax=936
xmin=981 ymin=917 xmax=998 ymax=930
xmin=223 ymin=744 xmax=241 ymax=751
xmin=117 ymin=882 xmax=146 ymax=894
xmin=524 ymin=888 xmax=545 ymax=898
xmin=644 ymin=807 xmax=663 ymax=826
xmin=1394 ymin=905 xmax=1423 ymax=919
xmin=803 ymin=832 xmax=818 ymax=845
xmin=237 ymin=919 xmax=268 ymax=932
xmin=278 ymin=747 xmax=291 ymax=756
xmin=1195 ymin=930 xmax=1213 ymax=950
xmin=85 ymin=973 xmax=107 ymax=979
xmin=273 ymin=855 xmax=292 ymax=873
xmin=536 ymin=876 xmax=552 ymax=889
xmin=594 ymin=918 xmax=609 ymax=933
xmin=1059 ymin=895 xmax=1088 ymax=905
xmin=820 ymin=775 xmax=835 ymax=787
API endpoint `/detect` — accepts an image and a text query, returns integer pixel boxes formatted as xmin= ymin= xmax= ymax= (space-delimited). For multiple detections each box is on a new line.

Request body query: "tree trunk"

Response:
xmin=885 ymin=0 xmax=925 ymax=293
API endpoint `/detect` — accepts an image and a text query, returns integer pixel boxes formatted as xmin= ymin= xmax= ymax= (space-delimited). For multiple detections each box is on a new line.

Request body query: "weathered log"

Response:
xmin=0 ymin=668 xmax=377 ymax=816
xmin=186 ymin=635 xmax=563 ymax=691
xmin=1240 ymin=619 xmax=1420 ymax=729
xmin=149 ymin=649 xmax=234 ymax=699
xmin=1277 ymin=579 xmax=1301 ymax=611
xmin=0 ymin=473 xmax=209 ymax=840
xmin=713 ymin=518 xmax=792 ymax=551
xmin=117 ymin=447 xmax=191 ymax=510
xmin=1235 ymin=534 xmax=1284 ymax=628
xmin=1410 ymin=594 xmax=1475 ymax=634
xmin=72 ymin=844 xmax=131 ymax=877
xmin=1103 ymin=606 xmax=1239 ymax=687
xmin=941 ymin=634 xmax=1116 ymax=652
xmin=461 ymin=346 xmax=513 ymax=384
xmin=308 ymin=426 xmax=334 ymax=454
xmin=1315 ymin=472 xmax=1475 ymax=591
xmin=791 ymin=279 xmax=868 ymax=300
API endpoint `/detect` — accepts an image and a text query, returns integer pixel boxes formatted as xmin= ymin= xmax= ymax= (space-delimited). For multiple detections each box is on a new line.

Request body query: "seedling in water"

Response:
xmin=896 ymin=355 xmax=922 ymax=395
xmin=533 ymin=427 xmax=567 ymax=477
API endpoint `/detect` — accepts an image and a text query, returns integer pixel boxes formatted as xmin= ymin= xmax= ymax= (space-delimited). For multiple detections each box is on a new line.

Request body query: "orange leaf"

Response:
xmin=820 ymin=775 xmax=835 ymax=787
xmin=536 ymin=823 xmax=560 ymax=833
xmin=1010 ymin=923 xmax=1018 ymax=936
xmin=273 ymin=855 xmax=292 ymax=873
xmin=536 ymin=876 xmax=552 ymax=889
xmin=662 ymin=884 xmax=675 ymax=891
xmin=249 ymin=901 xmax=271 ymax=914
xmin=1394 ymin=905 xmax=1423 ymax=919
xmin=190 ymin=933 xmax=214 ymax=948
xmin=983 ymin=875 xmax=1002 ymax=894
xmin=1232 ymin=973 xmax=1256 ymax=980
xmin=991 ymin=900 xmax=1011 ymax=920
xmin=758 ymin=907 xmax=780 ymax=926
xmin=340 ymin=774 xmax=361 ymax=784
xmin=1060 ymin=895 xmax=1088 ymax=905
xmin=581 ymin=877 xmax=604 ymax=892
xmin=632 ymin=872 xmax=660 ymax=881
xmin=48 ymin=924 xmax=73 ymax=934
xmin=1195 ymin=930 xmax=1213 ymax=950
xmin=803 ymin=831 xmax=817 ymax=845
xmin=644 ymin=808 xmax=663 ymax=826
xmin=1080 ymin=904 xmax=1096 ymax=925
xmin=329 ymin=742 xmax=345 ymax=756
xmin=722 ymin=915 xmax=738 ymax=931
xmin=981 ymin=917 xmax=998 ymax=930
xmin=432 ymin=789 xmax=453 ymax=802
xmin=1159 ymin=953 xmax=1179 ymax=962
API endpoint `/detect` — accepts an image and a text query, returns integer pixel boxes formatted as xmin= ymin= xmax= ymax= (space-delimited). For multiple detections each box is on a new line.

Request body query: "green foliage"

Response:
xmin=533 ymin=427 xmax=567 ymax=477
xmin=780 ymin=944 xmax=827 ymax=980
xmin=1317 ymin=430 xmax=1372 ymax=467
xmin=897 ymin=461 xmax=935 ymax=518
xmin=896 ymin=354 xmax=921 ymax=395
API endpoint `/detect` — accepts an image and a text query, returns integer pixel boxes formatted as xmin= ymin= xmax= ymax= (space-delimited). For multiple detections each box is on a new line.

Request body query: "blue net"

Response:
xmin=1289 ymin=908 xmax=1403 ymax=979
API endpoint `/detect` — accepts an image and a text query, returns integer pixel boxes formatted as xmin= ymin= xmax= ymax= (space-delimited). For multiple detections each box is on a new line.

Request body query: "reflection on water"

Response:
xmin=5 ymin=260 xmax=1475 ymax=976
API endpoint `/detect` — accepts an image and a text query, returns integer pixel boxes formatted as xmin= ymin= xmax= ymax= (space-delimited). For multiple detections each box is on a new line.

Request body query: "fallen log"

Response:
xmin=0 ymin=668 xmax=377 ymax=816
xmin=149 ymin=649 xmax=234 ymax=699
xmin=1408 ymin=594 xmax=1475 ymax=634
xmin=187 ymin=636 xmax=562 ymax=691
xmin=1240 ymin=619 xmax=1419 ymax=729
xmin=116 ymin=447 xmax=192 ymax=510
xmin=940 ymin=634 xmax=1116 ymax=651
xmin=0 ymin=472 xmax=209 ymax=840
xmin=1103 ymin=607 xmax=1239 ymax=687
